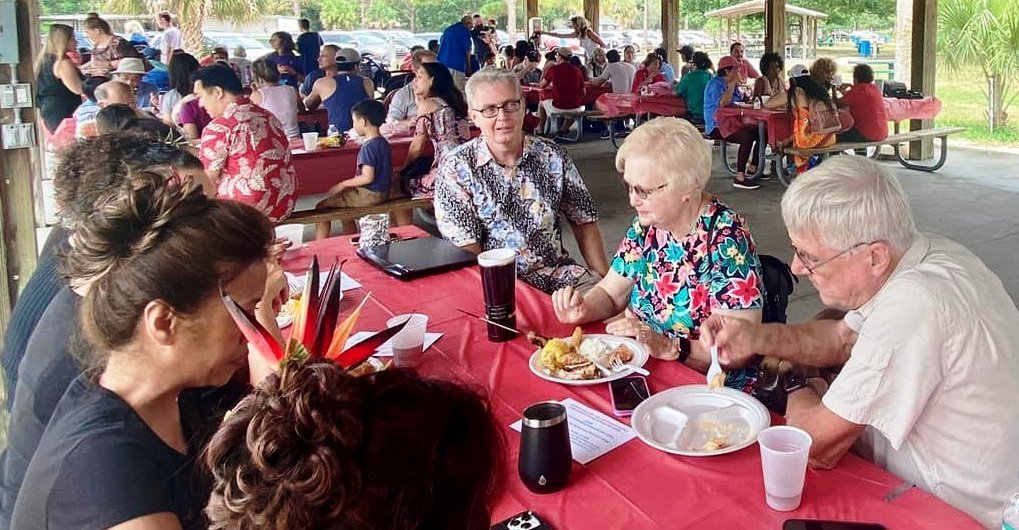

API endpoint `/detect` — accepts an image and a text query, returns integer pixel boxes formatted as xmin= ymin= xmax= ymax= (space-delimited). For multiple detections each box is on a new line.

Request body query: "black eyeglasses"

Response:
xmin=473 ymin=99 xmax=523 ymax=118
xmin=792 ymin=241 xmax=875 ymax=275
xmin=621 ymin=178 xmax=668 ymax=201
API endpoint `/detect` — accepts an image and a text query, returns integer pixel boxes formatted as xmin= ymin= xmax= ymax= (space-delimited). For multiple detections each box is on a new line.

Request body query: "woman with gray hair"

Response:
xmin=551 ymin=117 xmax=765 ymax=390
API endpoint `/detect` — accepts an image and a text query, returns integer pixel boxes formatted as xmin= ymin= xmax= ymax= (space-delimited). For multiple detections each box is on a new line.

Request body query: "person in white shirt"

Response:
xmin=157 ymin=12 xmax=181 ymax=61
xmin=590 ymin=49 xmax=635 ymax=95
xmin=386 ymin=49 xmax=437 ymax=125
xmin=701 ymin=155 xmax=1019 ymax=529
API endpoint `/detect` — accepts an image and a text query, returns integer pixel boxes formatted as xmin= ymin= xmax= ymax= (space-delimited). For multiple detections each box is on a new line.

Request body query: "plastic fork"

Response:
xmin=611 ymin=356 xmax=650 ymax=376
xmin=706 ymin=345 xmax=724 ymax=389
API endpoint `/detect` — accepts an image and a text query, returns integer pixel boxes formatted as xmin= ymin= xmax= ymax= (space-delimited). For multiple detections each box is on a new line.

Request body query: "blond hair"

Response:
xmin=36 ymin=24 xmax=76 ymax=76
xmin=810 ymin=57 xmax=837 ymax=85
xmin=570 ymin=16 xmax=590 ymax=35
xmin=615 ymin=117 xmax=711 ymax=193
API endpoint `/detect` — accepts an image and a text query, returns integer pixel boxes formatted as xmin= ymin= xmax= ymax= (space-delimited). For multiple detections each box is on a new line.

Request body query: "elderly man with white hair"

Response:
xmin=701 ymin=156 xmax=1019 ymax=528
xmin=552 ymin=117 xmax=765 ymax=390
xmin=434 ymin=68 xmax=608 ymax=294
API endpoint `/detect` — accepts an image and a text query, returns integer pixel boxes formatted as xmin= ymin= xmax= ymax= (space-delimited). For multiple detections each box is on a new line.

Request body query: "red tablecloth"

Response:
xmin=288 ymin=135 xmax=416 ymax=197
xmin=522 ymin=84 xmax=612 ymax=106
xmin=596 ymin=93 xmax=688 ymax=119
xmin=278 ymin=227 xmax=980 ymax=530
xmin=715 ymin=97 xmax=943 ymax=148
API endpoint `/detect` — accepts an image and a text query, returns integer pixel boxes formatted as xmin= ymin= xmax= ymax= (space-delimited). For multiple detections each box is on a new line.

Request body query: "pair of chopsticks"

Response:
xmin=456 ymin=308 xmax=522 ymax=335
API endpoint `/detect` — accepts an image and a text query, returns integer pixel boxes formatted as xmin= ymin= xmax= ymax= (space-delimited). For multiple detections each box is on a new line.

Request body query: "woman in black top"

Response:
xmin=35 ymin=24 xmax=83 ymax=134
xmin=11 ymin=174 xmax=283 ymax=530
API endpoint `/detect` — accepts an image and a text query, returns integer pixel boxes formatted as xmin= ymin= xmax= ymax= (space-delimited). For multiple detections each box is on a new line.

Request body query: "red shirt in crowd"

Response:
xmin=630 ymin=67 xmax=664 ymax=94
xmin=545 ymin=62 xmax=585 ymax=109
xmin=199 ymin=96 xmax=297 ymax=222
xmin=842 ymin=83 xmax=888 ymax=141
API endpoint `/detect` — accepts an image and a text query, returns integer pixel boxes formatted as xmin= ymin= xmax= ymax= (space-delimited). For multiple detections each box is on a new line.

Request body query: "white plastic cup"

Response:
xmin=758 ymin=426 xmax=813 ymax=511
xmin=387 ymin=314 xmax=429 ymax=368
xmin=302 ymin=131 xmax=319 ymax=151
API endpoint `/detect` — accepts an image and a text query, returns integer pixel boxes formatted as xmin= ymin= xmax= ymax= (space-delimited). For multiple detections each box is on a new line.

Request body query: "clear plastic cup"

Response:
xmin=386 ymin=314 xmax=429 ymax=368
xmin=758 ymin=425 xmax=812 ymax=511
xmin=302 ymin=131 xmax=319 ymax=151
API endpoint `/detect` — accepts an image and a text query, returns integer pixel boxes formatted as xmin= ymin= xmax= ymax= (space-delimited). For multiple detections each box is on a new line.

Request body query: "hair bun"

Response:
xmin=64 ymin=171 xmax=206 ymax=284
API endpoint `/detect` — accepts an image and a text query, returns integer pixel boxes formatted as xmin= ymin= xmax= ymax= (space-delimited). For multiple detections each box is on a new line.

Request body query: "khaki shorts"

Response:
xmin=318 ymin=187 xmax=387 ymax=209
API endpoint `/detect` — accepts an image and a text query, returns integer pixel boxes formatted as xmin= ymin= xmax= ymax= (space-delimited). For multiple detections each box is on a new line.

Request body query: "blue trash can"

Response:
xmin=858 ymin=39 xmax=872 ymax=57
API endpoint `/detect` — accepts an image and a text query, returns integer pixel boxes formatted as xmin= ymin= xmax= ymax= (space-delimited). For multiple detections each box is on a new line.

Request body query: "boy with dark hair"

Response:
xmin=314 ymin=99 xmax=391 ymax=239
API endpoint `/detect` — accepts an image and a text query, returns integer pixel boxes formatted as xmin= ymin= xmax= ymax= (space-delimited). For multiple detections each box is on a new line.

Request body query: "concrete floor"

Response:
xmin=556 ymin=141 xmax=1019 ymax=323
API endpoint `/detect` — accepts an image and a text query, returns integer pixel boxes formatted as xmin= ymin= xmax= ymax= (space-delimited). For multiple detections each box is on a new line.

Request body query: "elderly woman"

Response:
xmin=552 ymin=117 xmax=764 ymax=391
xmin=587 ymin=47 xmax=607 ymax=78
xmin=631 ymin=52 xmax=664 ymax=94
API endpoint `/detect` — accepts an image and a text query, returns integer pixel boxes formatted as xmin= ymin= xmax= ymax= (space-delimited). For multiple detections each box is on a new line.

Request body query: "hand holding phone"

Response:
xmin=609 ymin=375 xmax=650 ymax=416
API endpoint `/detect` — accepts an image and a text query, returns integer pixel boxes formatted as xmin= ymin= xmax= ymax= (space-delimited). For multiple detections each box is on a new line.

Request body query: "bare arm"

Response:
xmin=182 ymin=123 xmax=200 ymax=140
xmin=587 ymin=29 xmax=606 ymax=48
xmin=363 ymin=77 xmax=376 ymax=97
xmin=543 ymin=29 xmax=578 ymax=39
xmin=293 ymin=87 xmax=307 ymax=112
xmin=785 ymin=388 xmax=866 ymax=469
xmin=107 ymin=513 xmax=183 ymax=530
xmin=329 ymin=164 xmax=374 ymax=194
xmin=700 ymin=315 xmax=857 ymax=369
xmin=570 ymin=221 xmax=608 ymax=276
xmin=552 ymin=269 xmax=633 ymax=325
xmin=303 ymin=80 xmax=324 ymax=109
xmin=55 ymin=58 xmax=84 ymax=95
xmin=763 ymin=89 xmax=789 ymax=109
xmin=249 ymin=88 xmax=263 ymax=106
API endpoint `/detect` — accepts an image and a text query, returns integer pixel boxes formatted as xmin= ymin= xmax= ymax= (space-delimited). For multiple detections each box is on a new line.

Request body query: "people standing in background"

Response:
xmin=230 ymin=46 xmax=253 ymax=86
xmin=35 ymin=24 xmax=84 ymax=135
xmin=250 ymin=57 xmax=305 ymax=139
xmin=301 ymin=44 xmax=340 ymax=97
xmin=81 ymin=14 xmax=142 ymax=76
xmin=304 ymin=47 xmax=374 ymax=133
xmin=438 ymin=16 xmax=473 ymax=92
xmin=538 ymin=16 xmax=605 ymax=59
xmin=265 ymin=31 xmax=305 ymax=89
xmin=157 ymin=12 xmax=181 ymax=61
xmin=471 ymin=14 xmax=493 ymax=70
xmin=296 ymin=18 xmax=323 ymax=78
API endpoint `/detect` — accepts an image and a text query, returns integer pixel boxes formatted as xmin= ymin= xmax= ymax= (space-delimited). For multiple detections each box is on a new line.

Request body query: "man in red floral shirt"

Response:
xmin=194 ymin=63 xmax=296 ymax=222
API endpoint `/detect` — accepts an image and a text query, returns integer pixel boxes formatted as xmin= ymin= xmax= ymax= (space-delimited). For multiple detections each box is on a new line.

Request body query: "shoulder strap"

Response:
xmin=705 ymin=205 xmax=723 ymax=270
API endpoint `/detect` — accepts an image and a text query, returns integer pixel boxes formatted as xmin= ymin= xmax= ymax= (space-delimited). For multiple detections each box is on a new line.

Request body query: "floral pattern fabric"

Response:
xmin=611 ymin=198 xmax=764 ymax=391
xmin=435 ymin=136 xmax=599 ymax=293
xmin=406 ymin=98 xmax=472 ymax=198
xmin=199 ymin=97 xmax=297 ymax=222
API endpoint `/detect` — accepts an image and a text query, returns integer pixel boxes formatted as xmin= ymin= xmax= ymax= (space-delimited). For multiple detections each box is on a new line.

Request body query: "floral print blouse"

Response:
xmin=612 ymin=198 xmax=764 ymax=391
xmin=199 ymin=97 xmax=297 ymax=222
xmin=435 ymin=136 xmax=599 ymax=293
xmin=405 ymin=98 xmax=472 ymax=199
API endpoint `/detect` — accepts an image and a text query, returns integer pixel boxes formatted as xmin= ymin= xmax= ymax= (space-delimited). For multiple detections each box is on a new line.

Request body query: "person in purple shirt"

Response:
xmin=295 ymin=18 xmax=323 ymax=78
xmin=265 ymin=31 xmax=305 ymax=88
xmin=438 ymin=16 xmax=473 ymax=91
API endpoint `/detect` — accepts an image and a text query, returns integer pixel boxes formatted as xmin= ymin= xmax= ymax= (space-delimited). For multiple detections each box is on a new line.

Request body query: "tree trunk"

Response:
xmin=180 ymin=2 xmax=206 ymax=56
xmin=409 ymin=4 xmax=416 ymax=33
xmin=988 ymin=75 xmax=1008 ymax=130
xmin=360 ymin=0 xmax=368 ymax=28
xmin=506 ymin=0 xmax=517 ymax=41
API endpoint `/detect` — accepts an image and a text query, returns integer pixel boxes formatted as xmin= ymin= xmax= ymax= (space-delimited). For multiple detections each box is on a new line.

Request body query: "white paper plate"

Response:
xmin=528 ymin=334 xmax=649 ymax=386
xmin=276 ymin=313 xmax=293 ymax=329
xmin=631 ymin=385 xmax=770 ymax=456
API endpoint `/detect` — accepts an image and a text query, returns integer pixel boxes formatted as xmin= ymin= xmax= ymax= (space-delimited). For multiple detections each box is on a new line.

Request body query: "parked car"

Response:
xmin=599 ymin=30 xmax=629 ymax=50
xmin=626 ymin=29 xmax=661 ymax=51
xmin=414 ymin=32 xmax=442 ymax=44
xmin=320 ymin=30 xmax=361 ymax=50
xmin=350 ymin=31 xmax=409 ymax=63
xmin=204 ymin=32 xmax=274 ymax=60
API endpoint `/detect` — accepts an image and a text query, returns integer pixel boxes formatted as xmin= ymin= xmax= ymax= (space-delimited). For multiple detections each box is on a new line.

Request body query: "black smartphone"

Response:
xmin=608 ymin=375 xmax=650 ymax=416
xmin=491 ymin=510 xmax=552 ymax=530
xmin=783 ymin=520 xmax=886 ymax=530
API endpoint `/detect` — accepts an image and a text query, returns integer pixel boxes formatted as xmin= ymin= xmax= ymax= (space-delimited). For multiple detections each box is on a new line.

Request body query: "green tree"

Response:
xmin=40 ymin=0 xmax=103 ymax=14
xmin=104 ymin=0 xmax=285 ymax=52
xmin=938 ymin=0 xmax=1019 ymax=129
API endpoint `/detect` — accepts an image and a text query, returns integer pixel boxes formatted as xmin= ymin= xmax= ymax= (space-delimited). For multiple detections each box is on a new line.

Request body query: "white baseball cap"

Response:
xmin=336 ymin=47 xmax=360 ymax=64
xmin=788 ymin=64 xmax=808 ymax=78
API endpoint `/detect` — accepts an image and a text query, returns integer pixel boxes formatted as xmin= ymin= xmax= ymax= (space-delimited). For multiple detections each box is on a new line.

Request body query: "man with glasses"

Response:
xmin=701 ymin=156 xmax=1019 ymax=528
xmin=434 ymin=69 xmax=608 ymax=294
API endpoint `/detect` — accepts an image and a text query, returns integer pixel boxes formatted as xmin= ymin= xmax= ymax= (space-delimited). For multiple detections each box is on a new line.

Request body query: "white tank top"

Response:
xmin=256 ymin=84 xmax=300 ymax=138
xmin=578 ymin=31 xmax=598 ymax=59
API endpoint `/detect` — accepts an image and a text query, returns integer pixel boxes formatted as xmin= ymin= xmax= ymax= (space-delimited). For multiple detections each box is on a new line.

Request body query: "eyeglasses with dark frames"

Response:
xmin=473 ymin=98 xmax=523 ymax=118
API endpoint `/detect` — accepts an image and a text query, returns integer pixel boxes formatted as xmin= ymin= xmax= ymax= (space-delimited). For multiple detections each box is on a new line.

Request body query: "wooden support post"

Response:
xmin=909 ymin=0 xmax=936 ymax=159
xmin=0 ymin=0 xmax=44 ymax=337
xmin=764 ymin=0 xmax=787 ymax=54
xmin=661 ymin=0 xmax=679 ymax=68
xmin=526 ymin=0 xmax=539 ymax=26
xmin=726 ymin=17 xmax=732 ymax=47
xmin=584 ymin=0 xmax=600 ymax=39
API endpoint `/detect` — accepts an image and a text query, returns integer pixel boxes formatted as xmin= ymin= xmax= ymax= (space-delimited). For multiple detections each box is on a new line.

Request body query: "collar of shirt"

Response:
xmin=849 ymin=233 xmax=931 ymax=323
xmin=472 ymin=135 xmax=541 ymax=170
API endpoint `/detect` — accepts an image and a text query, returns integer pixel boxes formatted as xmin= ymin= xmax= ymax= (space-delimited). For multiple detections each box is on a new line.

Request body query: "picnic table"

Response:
xmin=521 ymin=84 xmax=613 ymax=107
xmin=595 ymin=93 xmax=688 ymax=119
xmin=289 ymin=135 xmax=416 ymax=197
xmin=279 ymin=226 xmax=982 ymax=530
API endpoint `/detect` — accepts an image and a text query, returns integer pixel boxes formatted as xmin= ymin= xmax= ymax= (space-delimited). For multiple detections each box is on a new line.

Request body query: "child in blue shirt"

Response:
xmin=315 ymin=99 xmax=392 ymax=239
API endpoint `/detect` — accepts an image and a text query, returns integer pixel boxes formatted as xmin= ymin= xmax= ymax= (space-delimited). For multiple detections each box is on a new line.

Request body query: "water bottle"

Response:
xmin=327 ymin=124 xmax=339 ymax=138
xmin=1004 ymin=491 xmax=1019 ymax=530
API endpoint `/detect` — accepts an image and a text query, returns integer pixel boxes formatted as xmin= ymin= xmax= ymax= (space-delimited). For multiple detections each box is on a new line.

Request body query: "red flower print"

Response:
xmin=654 ymin=270 xmax=681 ymax=298
xmin=727 ymin=272 xmax=762 ymax=307
xmin=690 ymin=282 xmax=710 ymax=310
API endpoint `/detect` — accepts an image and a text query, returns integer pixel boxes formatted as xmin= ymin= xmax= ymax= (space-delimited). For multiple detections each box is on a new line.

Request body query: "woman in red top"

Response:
xmin=835 ymin=64 xmax=888 ymax=142
xmin=631 ymin=53 xmax=664 ymax=94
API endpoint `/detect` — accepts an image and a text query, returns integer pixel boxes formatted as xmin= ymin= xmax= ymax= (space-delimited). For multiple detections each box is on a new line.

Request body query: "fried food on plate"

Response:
xmin=537 ymin=328 xmax=637 ymax=380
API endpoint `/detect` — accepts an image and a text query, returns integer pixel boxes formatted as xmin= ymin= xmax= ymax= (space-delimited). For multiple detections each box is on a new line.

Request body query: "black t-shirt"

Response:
xmin=471 ymin=25 xmax=492 ymax=57
xmin=0 ymin=287 xmax=83 ymax=528
xmin=10 ymin=374 xmax=248 ymax=530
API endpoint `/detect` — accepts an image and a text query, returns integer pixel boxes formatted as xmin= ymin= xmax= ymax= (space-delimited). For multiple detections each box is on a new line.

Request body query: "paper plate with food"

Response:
xmin=631 ymin=385 xmax=770 ymax=456
xmin=528 ymin=327 xmax=649 ymax=386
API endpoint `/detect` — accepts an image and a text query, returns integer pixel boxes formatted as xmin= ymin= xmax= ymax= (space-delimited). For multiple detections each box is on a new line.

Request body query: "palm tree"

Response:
xmin=105 ymin=0 xmax=280 ymax=53
xmin=938 ymin=0 xmax=1019 ymax=130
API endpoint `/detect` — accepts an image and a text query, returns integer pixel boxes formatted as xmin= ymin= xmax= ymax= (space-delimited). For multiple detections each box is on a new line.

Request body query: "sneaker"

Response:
xmin=756 ymin=172 xmax=774 ymax=182
xmin=732 ymin=178 xmax=762 ymax=190
xmin=600 ymin=131 xmax=612 ymax=140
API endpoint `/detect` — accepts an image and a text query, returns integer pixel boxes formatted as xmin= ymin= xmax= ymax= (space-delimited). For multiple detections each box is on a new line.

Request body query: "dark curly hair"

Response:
xmin=204 ymin=360 xmax=504 ymax=530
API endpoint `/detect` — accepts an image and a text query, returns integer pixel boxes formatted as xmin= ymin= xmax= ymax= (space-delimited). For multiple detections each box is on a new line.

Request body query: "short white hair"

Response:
xmin=464 ymin=68 xmax=521 ymax=108
xmin=781 ymin=156 xmax=916 ymax=253
xmin=615 ymin=117 xmax=711 ymax=192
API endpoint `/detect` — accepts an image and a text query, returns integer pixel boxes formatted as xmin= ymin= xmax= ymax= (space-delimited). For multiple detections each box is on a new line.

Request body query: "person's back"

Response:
xmin=322 ymin=73 xmax=369 ymax=132
xmin=438 ymin=20 xmax=471 ymax=73
xmin=677 ymin=69 xmax=711 ymax=120
xmin=296 ymin=27 xmax=322 ymax=75
xmin=841 ymin=82 xmax=887 ymax=141
xmin=549 ymin=61 xmax=584 ymax=110
xmin=702 ymin=75 xmax=727 ymax=133
xmin=256 ymin=84 xmax=300 ymax=138
xmin=600 ymin=60 xmax=634 ymax=95
xmin=823 ymin=233 xmax=1019 ymax=527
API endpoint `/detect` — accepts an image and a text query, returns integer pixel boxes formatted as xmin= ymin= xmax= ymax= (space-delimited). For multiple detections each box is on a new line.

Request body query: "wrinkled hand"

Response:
xmin=551 ymin=286 xmax=589 ymax=324
xmin=699 ymin=314 xmax=758 ymax=368
xmin=606 ymin=310 xmax=677 ymax=360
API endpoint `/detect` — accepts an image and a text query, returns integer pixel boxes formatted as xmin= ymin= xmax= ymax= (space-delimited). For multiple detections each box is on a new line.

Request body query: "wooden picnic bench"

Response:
xmin=590 ymin=113 xmax=636 ymax=148
xmin=775 ymin=126 xmax=965 ymax=186
xmin=549 ymin=109 xmax=606 ymax=142
xmin=281 ymin=197 xmax=433 ymax=236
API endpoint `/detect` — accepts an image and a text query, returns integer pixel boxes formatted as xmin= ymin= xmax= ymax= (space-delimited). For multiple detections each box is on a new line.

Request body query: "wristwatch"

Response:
xmin=783 ymin=370 xmax=808 ymax=394
xmin=675 ymin=337 xmax=692 ymax=363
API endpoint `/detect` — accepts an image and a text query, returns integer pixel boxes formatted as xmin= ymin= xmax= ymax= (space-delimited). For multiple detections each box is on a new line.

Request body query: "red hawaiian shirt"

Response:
xmin=199 ymin=97 xmax=296 ymax=222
